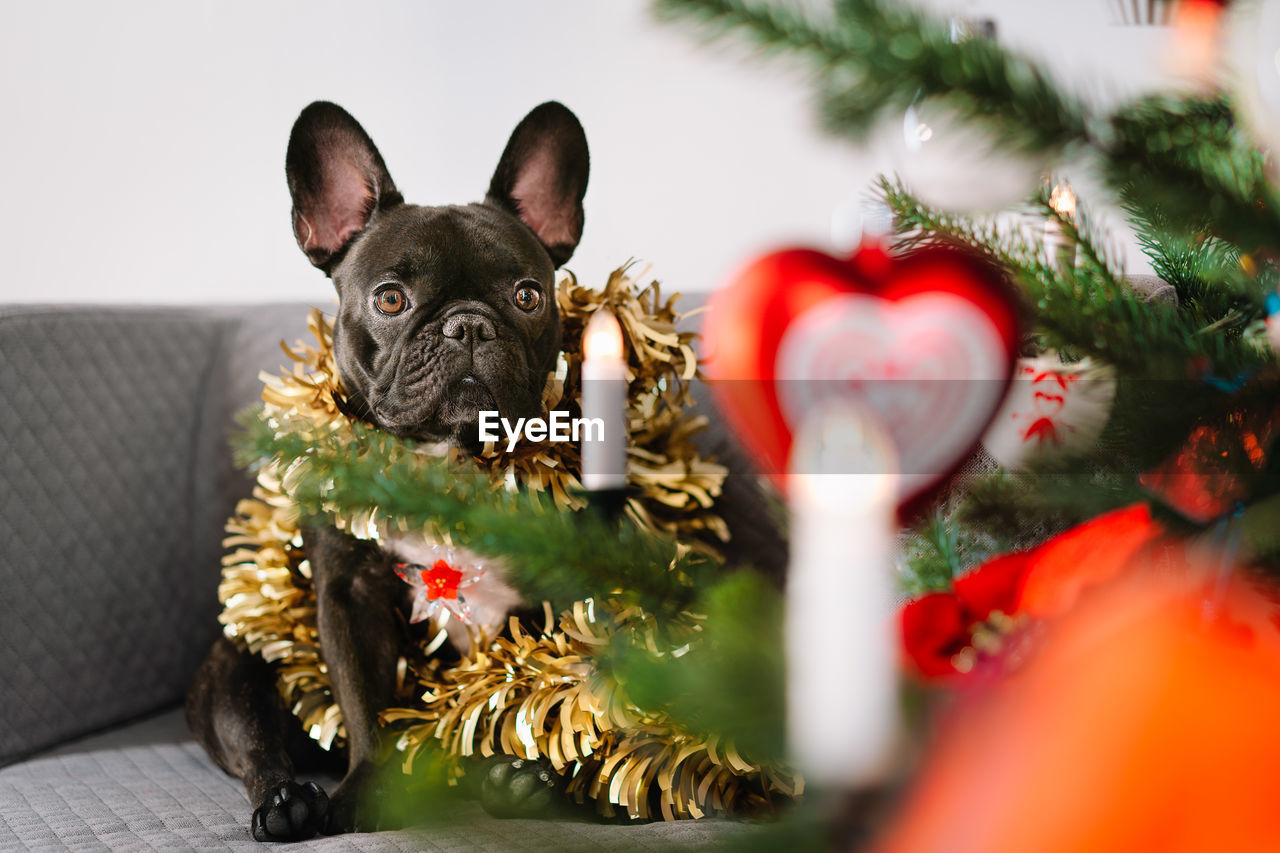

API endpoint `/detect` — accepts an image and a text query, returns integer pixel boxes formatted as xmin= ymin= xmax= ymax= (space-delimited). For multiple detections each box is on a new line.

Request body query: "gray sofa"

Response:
xmin=0 ymin=303 xmax=752 ymax=850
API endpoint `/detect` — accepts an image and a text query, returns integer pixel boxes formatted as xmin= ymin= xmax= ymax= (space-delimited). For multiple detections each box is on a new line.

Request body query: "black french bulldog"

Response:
xmin=185 ymin=100 xmax=589 ymax=841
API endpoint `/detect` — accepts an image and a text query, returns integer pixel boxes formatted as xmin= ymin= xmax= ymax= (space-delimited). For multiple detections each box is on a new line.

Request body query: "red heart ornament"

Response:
xmin=704 ymin=243 xmax=1019 ymax=512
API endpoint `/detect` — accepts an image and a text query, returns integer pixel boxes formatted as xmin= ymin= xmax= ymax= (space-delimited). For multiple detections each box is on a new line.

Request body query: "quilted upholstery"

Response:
xmin=0 ymin=711 xmax=749 ymax=850
xmin=0 ymin=305 xmax=310 ymax=765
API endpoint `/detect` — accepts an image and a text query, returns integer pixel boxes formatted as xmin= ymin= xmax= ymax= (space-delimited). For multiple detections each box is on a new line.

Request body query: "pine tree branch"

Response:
xmin=235 ymin=413 xmax=725 ymax=620
xmin=1120 ymin=184 xmax=1274 ymax=329
xmin=238 ymin=411 xmax=796 ymax=765
xmin=652 ymin=0 xmax=850 ymax=64
xmin=1039 ymin=191 xmax=1125 ymax=291
xmin=822 ymin=0 xmax=1089 ymax=153
xmin=657 ymin=2 xmax=1280 ymax=262
xmin=956 ymin=465 xmax=1148 ymax=541
xmin=880 ymin=176 xmax=1267 ymax=379
xmin=658 ymin=0 xmax=1280 ymax=595
xmin=898 ymin=511 xmax=960 ymax=596
xmin=655 ymin=0 xmax=1090 ymax=156
xmin=1106 ymin=96 xmax=1280 ymax=256
xmin=603 ymin=571 xmax=787 ymax=763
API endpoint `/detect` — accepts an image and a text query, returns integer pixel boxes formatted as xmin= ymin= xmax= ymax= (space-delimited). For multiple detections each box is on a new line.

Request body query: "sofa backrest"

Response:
xmin=0 ymin=291 xmax=783 ymax=766
xmin=0 ymin=304 xmax=311 ymax=765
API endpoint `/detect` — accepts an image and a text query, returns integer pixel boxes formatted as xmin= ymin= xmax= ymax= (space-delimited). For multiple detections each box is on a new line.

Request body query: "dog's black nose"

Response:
xmin=441 ymin=313 xmax=496 ymax=344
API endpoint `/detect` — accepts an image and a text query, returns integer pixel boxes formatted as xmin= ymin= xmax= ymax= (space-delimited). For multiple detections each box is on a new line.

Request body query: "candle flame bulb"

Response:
xmin=789 ymin=402 xmax=899 ymax=504
xmin=1049 ymin=181 xmax=1076 ymax=217
xmin=584 ymin=309 xmax=625 ymax=362
xmin=581 ymin=308 xmax=628 ymax=492
xmin=1046 ymin=180 xmax=1078 ymax=271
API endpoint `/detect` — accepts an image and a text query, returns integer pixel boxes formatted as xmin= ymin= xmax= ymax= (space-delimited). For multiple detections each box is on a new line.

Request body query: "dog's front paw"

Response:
xmin=479 ymin=757 xmax=563 ymax=819
xmin=325 ymin=788 xmax=359 ymax=836
xmin=251 ymin=781 xmax=328 ymax=842
xmin=325 ymin=763 xmax=394 ymax=834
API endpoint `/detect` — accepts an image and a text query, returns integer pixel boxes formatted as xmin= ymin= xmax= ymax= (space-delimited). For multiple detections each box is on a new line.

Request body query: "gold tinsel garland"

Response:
xmin=218 ymin=266 xmax=801 ymax=821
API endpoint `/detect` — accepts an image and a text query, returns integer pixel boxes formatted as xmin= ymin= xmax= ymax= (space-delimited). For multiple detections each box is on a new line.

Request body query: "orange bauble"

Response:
xmin=876 ymin=568 xmax=1280 ymax=853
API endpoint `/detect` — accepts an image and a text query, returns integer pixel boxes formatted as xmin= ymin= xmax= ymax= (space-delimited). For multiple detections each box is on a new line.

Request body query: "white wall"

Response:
xmin=0 ymin=1 xmax=1199 ymax=305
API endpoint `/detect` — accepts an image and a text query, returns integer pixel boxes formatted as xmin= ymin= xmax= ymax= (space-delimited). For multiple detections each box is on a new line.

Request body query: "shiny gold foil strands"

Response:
xmin=216 ymin=265 xmax=797 ymax=820
xmin=378 ymin=604 xmax=796 ymax=821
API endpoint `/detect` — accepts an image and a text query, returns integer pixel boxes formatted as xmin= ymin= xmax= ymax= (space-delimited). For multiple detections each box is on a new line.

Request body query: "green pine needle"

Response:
xmin=234 ymin=410 xmax=725 ymax=620
xmin=655 ymin=0 xmax=1088 ymax=156
xmin=604 ymin=571 xmax=787 ymax=763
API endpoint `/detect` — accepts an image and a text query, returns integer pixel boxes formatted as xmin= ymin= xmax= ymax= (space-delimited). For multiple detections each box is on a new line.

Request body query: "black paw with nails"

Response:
xmin=251 ymin=780 xmax=328 ymax=842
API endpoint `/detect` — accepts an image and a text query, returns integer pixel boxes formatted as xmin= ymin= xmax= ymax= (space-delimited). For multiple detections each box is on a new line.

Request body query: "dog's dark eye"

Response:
xmin=513 ymin=283 xmax=541 ymax=312
xmin=374 ymin=285 xmax=407 ymax=316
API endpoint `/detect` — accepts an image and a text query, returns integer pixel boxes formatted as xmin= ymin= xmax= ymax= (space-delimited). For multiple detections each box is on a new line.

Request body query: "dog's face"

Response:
xmin=284 ymin=102 xmax=589 ymax=446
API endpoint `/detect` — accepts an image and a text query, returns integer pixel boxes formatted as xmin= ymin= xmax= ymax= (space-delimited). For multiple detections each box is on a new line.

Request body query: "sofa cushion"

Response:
xmin=0 ymin=708 xmax=750 ymax=850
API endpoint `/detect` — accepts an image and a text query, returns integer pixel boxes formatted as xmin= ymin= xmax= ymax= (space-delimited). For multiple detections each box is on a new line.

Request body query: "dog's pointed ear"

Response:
xmin=286 ymin=102 xmax=403 ymax=271
xmin=486 ymin=102 xmax=589 ymax=268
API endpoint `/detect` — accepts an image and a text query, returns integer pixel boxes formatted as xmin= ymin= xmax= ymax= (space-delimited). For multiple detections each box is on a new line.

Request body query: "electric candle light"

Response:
xmin=1046 ymin=180 xmax=1077 ymax=272
xmin=787 ymin=401 xmax=900 ymax=787
xmin=580 ymin=308 xmax=628 ymax=491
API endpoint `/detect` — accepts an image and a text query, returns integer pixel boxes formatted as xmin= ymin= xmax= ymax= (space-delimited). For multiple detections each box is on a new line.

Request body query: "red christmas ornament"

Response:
xmin=1140 ymin=403 xmax=1280 ymax=524
xmin=703 ymin=242 xmax=1019 ymax=512
xmin=900 ymin=504 xmax=1169 ymax=681
xmin=901 ymin=550 xmax=1036 ymax=680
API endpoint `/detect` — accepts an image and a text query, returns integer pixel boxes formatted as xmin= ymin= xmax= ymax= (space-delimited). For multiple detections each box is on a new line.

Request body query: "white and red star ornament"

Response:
xmin=980 ymin=352 xmax=1116 ymax=470
xmin=703 ymin=239 xmax=1020 ymax=516
xmin=393 ymin=543 xmax=487 ymax=626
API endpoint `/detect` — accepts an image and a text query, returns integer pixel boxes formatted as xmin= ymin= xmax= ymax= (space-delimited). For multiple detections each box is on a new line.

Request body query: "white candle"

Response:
xmin=580 ymin=308 xmax=628 ymax=491
xmin=1045 ymin=180 xmax=1077 ymax=271
xmin=787 ymin=402 xmax=899 ymax=786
